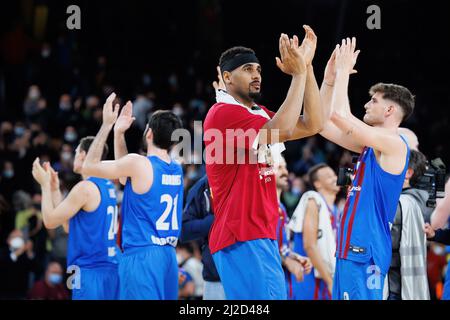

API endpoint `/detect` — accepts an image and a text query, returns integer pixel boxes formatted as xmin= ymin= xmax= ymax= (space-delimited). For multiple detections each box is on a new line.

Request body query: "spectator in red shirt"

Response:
xmin=28 ymin=261 xmax=69 ymax=300
xmin=203 ymin=26 xmax=324 ymax=299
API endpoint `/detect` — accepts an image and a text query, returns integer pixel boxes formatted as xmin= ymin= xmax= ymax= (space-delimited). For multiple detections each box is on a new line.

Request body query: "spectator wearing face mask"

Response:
xmin=1 ymin=161 xmax=18 ymax=200
xmin=28 ymin=261 xmax=69 ymax=300
xmin=53 ymin=144 xmax=75 ymax=176
xmin=63 ymin=126 xmax=78 ymax=146
xmin=0 ymin=229 xmax=36 ymax=299
xmin=282 ymin=176 xmax=306 ymax=217
xmin=14 ymin=192 xmax=49 ymax=280
xmin=23 ymin=85 xmax=42 ymax=120
xmin=176 ymin=242 xmax=204 ymax=299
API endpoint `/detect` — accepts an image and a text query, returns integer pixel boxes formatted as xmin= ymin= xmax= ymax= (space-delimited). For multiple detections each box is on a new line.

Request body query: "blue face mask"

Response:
xmin=3 ymin=170 xmax=14 ymax=179
xmin=48 ymin=273 xmax=62 ymax=285
xmin=14 ymin=127 xmax=25 ymax=137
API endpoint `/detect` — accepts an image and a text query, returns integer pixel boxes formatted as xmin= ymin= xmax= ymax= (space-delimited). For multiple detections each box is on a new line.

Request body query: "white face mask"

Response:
xmin=61 ymin=151 xmax=73 ymax=162
xmin=10 ymin=237 xmax=25 ymax=250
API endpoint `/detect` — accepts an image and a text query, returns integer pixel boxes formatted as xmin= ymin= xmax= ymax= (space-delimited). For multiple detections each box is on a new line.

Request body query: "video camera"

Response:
xmin=414 ymin=158 xmax=446 ymax=208
xmin=337 ymin=155 xmax=358 ymax=187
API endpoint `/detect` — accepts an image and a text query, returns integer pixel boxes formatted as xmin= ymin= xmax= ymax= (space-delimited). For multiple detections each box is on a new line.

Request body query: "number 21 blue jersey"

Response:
xmin=120 ymin=156 xmax=184 ymax=251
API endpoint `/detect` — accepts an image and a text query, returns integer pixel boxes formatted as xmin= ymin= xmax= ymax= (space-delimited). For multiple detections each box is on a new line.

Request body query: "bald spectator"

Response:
xmin=398 ymin=127 xmax=419 ymax=151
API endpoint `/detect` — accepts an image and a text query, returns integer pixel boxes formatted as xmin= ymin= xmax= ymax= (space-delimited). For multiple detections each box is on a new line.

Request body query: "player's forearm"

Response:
xmin=320 ymin=80 xmax=334 ymax=121
xmin=304 ymin=245 xmax=333 ymax=284
xmin=331 ymin=70 xmax=352 ymax=118
xmin=301 ymin=66 xmax=324 ymax=133
xmin=51 ymin=189 xmax=63 ymax=207
xmin=266 ymin=74 xmax=306 ymax=139
xmin=83 ymin=124 xmax=112 ymax=175
xmin=114 ymin=131 xmax=128 ymax=160
xmin=431 ymin=199 xmax=450 ymax=230
xmin=40 ymin=185 xmax=59 ymax=229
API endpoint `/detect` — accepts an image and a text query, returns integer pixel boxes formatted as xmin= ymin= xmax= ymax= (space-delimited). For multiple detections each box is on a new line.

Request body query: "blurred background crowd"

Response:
xmin=0 ymin=0 xmax=449 ymax=299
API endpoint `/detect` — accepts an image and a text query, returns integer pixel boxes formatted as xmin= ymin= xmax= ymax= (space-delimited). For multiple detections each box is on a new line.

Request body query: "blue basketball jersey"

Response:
xmin=67 ymin=177 xmax=119 ymax=268
xmin=120 ymin=156 xmax=183 ymax=250
xmin=336 ymin=136 xmax=410 ymax=275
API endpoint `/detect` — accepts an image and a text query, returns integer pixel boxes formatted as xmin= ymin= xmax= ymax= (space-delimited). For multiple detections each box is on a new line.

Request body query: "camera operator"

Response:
xmin=430 ymin=179 xmax=450 ymax=231
xmin=386 ymin=150 xmax=431 ymax=300
xmin=427 ymin=179 xmax=450 ymax=300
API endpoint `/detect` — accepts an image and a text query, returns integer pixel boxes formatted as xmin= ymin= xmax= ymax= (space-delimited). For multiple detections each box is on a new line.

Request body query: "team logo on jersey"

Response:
xmin=258 ymin=166 xmax=274 ymax=182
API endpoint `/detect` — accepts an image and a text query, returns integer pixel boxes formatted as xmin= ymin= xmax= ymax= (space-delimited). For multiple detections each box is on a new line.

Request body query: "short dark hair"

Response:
xmin=307 ymin=163 xmax=329 ymax=190
xmin=369 ymin=83 xmax=415 ymax=122
xmin=78 ymin=136 xmax=109 ymax=160
xmin=408 ymin=150 xmax=427 ymax=186
xmin=219 ymin=46 xmax=256 ymax=72
xmin=146 ymin=110 xmax=183 ymax=150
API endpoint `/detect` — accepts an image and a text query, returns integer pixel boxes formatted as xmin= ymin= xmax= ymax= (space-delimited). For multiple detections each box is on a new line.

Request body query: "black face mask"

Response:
xmin=33 ymin=203 xmax=40 ymax=210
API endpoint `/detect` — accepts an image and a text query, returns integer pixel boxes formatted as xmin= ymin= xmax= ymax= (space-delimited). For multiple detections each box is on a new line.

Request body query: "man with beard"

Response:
xmin=273 ymin=156 xmax=312 ymax=299
xmin=204 ymin=26 xmax=324 ymax=299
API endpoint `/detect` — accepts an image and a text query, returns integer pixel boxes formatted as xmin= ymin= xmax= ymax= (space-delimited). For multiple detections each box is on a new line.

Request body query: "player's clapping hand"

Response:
xmin=334 ymin=37 xmax=360 ymax=75
xmin=102 ymin=92 xmax=120 ymax=128
xmin=32 ymin=157 xmax=51 ymax=187
xmin=115 ymin=101 xmax=135 ymax=135
xmin=424 ymin=223 xmax=436 ymax=239
xmin=298 ymin=25 xmax=317 ymax=66
xmin=297 ymin=255 xmax=313 ymax=275
xmin=43 ymin=162 xmax=60 ymax=192
xmin=275 ymin=33 xmax=307 ymax=76
xmin=212 ymin=66 xmax=226 ymax=91
xmin=323 ymin=48 xmax=338 ymax=85
xmin=285 ymin=256 xmax=305 ymax=282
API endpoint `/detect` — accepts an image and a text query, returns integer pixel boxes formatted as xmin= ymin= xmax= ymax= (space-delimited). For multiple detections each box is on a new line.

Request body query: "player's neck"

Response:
xmin=229 ymin=91 xmax=254 ymax=108
xmin=147 ymin=146 xmax=170 ymax=163
xmin=374 ymin=121 xmax=400 ymax=132
xmin=319 ymin=190 xmax=336 ymax=207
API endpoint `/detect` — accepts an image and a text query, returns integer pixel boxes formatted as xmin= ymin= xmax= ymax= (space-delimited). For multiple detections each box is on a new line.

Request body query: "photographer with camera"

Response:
xmin=386 ymin=150 xmax=431 ymax=300
xmin=428 ymin=179 xmax=450 ymax=300
xmin=431 ymin=179 xmax=450 ymax=231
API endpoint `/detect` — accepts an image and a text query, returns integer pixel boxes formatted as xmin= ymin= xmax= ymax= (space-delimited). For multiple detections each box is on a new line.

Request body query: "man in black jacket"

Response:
xmin=179 ymin=175 xmax=225 ymax=300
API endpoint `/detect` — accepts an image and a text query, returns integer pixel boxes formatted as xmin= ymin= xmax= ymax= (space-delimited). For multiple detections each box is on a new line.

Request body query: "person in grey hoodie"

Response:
xmin=386 ymin=149 xmax=432 ymax=300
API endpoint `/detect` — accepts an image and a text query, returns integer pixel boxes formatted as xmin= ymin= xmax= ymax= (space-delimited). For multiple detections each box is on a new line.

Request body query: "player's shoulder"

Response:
xmin=67 ymin=179 xmax=100 ymax=204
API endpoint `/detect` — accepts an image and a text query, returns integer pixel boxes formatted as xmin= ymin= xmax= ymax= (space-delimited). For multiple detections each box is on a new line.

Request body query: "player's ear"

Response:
xmin=146 ymin=128 xmax=153 ymax=141
xmin=79 ymin=150 xmax=87 ymax=161
xmin=222 ymin=71 xmax=232 ymax=84
xmin=405 ymin=168 xmax=414 ymax=180
xmin=386 ymin=104 xmax=396 ymax=117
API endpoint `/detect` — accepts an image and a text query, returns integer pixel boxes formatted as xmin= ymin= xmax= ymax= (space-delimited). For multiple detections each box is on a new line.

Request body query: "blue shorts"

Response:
xmin=71 ymin=265 xmax=119 ymax=300
xmin=291 ymin=270 xmax=330 ymax=300
xmin=118 ymin=245 xmax=178 ymax=300
xmin=212 ymin=238 xmax=286 ymax=300
xmin=332 ymin=257 xmax=384 ymax=300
